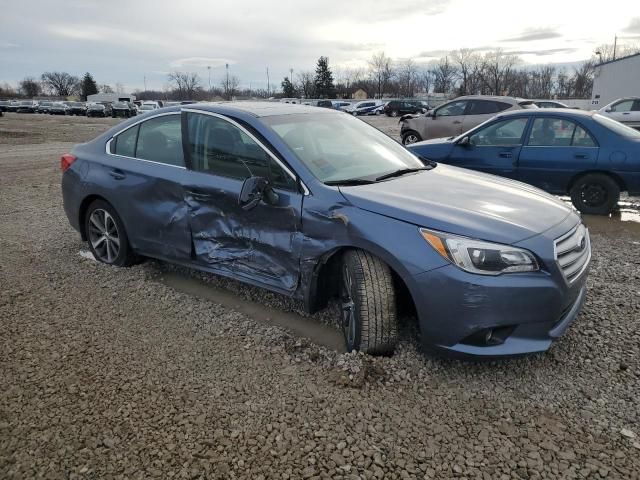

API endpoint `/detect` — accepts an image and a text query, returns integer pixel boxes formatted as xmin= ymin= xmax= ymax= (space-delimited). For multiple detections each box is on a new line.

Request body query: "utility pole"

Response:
xmin=613 ymin=35 xmax=617 ymax=60
xmin=143 ymin=75 xmax=147 ymax=92
xmin=225 ymin=63 xmax=230 ymax=99
xmin=207 ymin=66 xmax=211 ymax=96
xmin=266 ymin=67 xmax=270 ymax=97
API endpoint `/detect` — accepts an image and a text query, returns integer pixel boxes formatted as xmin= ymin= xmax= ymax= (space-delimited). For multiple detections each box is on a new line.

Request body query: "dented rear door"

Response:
xmin=183 ymin=111 xmax=304 ymax=293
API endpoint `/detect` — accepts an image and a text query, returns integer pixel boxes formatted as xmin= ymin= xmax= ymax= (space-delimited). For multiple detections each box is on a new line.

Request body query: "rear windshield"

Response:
xmin=594 ymin=114 xmax=640 ymax=138
xmin=518 ymin=101 xmax=538 ymax=109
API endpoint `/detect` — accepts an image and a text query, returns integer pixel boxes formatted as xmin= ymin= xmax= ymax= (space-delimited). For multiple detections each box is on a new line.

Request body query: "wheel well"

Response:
xmin=309 ymin=247 xmax=417 ymax=319
xmin=568 ymin=170 xmax=627 ymax=193
xmin=78 ymin=194 xmax=110 ymax=240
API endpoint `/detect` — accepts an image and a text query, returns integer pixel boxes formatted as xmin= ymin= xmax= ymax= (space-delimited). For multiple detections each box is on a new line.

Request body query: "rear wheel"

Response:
xmin=402 ymin=131 xmax=421 ymax=145
xmin=340 ymin=250 xmax=398 ymax=355
xmin=84 ymin=200 xmax=136 ymax=266
xmin=570 ymin=173 xmax=620 ymax=215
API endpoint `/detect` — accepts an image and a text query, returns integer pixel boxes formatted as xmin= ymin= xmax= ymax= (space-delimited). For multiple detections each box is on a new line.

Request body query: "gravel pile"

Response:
xmin=1 ymin=114 xmax=639 ymax=479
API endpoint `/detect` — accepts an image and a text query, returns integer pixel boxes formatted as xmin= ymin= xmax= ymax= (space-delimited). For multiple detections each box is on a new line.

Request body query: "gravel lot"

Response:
xmin=1 ymin=112 xmax=639 ymax=479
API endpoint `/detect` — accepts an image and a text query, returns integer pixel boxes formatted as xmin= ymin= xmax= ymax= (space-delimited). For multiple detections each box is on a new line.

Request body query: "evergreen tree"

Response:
xmin=80 ymin=72 xmax=98 ymax=100
xmin=281 ymin=77 xmax=296 ymax=97
xmin=314 ymin=56 xmax=335 ymax=98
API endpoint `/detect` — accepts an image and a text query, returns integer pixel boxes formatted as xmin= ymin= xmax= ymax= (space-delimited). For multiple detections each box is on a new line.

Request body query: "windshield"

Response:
xmin=20 ymin=101 xmax=32 ymax=105
xmin=70 ymin=102 xmax=83 ymax=106
xmin=264 ymin=113 xmax=424 ymax=183
xmin=594 ymin=114 xmax=640 ymax=138
xmin=141 ymin=105 xmax=154 ymax=110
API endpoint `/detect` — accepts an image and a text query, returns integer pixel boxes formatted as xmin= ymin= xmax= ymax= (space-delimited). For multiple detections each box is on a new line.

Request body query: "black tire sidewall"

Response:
xmin=341 ymin=260 xmax=362 ymax=352
xmin=570 ymin=174 xmax=620 ymax=215
xmin=402 ymin=131 xmax=421 ymax=145
xmin=84 ymin=200 xmax=134 ymax=266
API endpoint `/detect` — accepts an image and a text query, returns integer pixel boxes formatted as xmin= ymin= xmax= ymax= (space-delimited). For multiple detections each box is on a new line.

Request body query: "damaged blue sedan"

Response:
xmin=61 ymin=102 xmax=590 ymax=357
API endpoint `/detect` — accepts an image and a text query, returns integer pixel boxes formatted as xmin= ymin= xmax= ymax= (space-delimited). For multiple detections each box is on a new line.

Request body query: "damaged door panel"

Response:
xmin=183 ymin=111 xmax=304 ymax=293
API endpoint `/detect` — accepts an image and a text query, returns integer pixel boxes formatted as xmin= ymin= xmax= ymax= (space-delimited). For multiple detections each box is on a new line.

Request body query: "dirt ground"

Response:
xmin=1 ymin=111 xmax=639 ymax=480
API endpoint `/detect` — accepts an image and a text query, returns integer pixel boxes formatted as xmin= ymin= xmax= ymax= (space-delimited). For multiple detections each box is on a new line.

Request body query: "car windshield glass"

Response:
xmin=594 ymin=114 xmax=640 ymax=138
xmin=20 ymin=101 xmax=32 ymax=105
xmin=141 ymin=105 xmax=154 ymax=109
xmin=264 ymin=113 xmax=424 ymax=183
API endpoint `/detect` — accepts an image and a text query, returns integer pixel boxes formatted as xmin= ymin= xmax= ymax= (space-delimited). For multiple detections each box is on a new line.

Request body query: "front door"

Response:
xmin=428 ymin=99 xmax=469 ymax=139
xmin=446 ymin=116 xmax=529 ymax=178
xmin=182 ymin=111 xmax=304 ymax=293
xmin=606 ymin=99 xmax=640 ymax=127
xmin=518 ymin=116 xmax=599 ymax=193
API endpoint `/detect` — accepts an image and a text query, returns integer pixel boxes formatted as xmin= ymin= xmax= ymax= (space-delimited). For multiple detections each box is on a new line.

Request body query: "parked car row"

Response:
xmin=0 ymin=99 xmax=168 ymax=118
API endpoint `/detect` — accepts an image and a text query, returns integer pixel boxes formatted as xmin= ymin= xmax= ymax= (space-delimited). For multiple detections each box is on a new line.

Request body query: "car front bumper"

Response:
xmin=409 ymin=219 xmax=590 ymax=357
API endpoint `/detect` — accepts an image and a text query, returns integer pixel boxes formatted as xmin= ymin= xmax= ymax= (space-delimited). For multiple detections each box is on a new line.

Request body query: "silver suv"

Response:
xmin=400 ymin=96 xmax=537 ymax=145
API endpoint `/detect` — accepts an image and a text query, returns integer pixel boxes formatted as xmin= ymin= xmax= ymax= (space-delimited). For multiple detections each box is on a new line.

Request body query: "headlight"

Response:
xmin=420 ymin=228 xmax=539 ymax=275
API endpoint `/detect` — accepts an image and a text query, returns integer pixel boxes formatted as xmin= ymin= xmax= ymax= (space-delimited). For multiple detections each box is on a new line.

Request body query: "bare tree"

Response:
xmin=451 ymin=48 xmax=482 ymax=95
xmin=477 ymin=50 xmax=520 ymax=95
xmin=19 ymin=77 xmax=41 ymax=97
xmin=297 ymin=71 xmax=316 ymax=98
xmin=572 ymin=61 xmax=596 ymax=98
xmin=99 ymin=84 xmax=114 ymax=93
xmin=416 ymin=69 xmax=434 ymax=94
xmin=432 ymin=57 xmax=458 ymax=94
xmin=368 ymin=51 xmax=394 ymax=98
xmin=593 ymin=42 xmax=640 ymax=62
xmin=168 ymin=71 xmax=202 ymax=100
xmin=398 ymin=59 xmax=419 ymax=97
xmin=41 ymin=71 xmax=79 ymax=97
xmin=221 ymin=75 xmax=240 ymax=100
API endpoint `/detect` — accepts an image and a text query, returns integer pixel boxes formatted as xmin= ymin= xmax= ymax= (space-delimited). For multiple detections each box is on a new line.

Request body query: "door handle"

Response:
xmin=499 ymin=152 xmax=513 ymax=158
xmin=109 ymin=169 xmax=126 ymax=180
xmin=574 ymin=153 xmax=588 ymax=159
xmin=622 ymin=112 xmax=630 ymax=115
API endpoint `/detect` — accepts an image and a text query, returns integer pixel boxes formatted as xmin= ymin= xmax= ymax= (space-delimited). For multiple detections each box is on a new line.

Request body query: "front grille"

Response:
xmin=554 ymin=224 xmax=591 ymax=283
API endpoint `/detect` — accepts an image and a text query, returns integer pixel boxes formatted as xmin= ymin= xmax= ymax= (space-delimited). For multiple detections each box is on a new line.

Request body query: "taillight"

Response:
xmin=60 ymin=153 xmax=77 ymax=172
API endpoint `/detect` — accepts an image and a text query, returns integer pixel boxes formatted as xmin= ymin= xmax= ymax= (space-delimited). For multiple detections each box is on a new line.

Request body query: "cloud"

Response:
xmin=0 ymin=41 xmax=19 ymax=48
xmin=416 ymin=49 xmax=452 ymax=58
xmin=622 ymin=17 xmax=640 ymax=36
xmin=506 ymin=47 xmax=578 ymax=56
xmin=503 ymin=28 xmax=562 ymax=42
xmin=169 ymin=57 xmax=237 ymax=69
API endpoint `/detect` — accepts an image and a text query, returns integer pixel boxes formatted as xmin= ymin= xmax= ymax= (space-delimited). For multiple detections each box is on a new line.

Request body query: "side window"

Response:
xmin=528 ymin=118 xmax=577 ymax=147
xmin=468 ymin=100 xmax=500 ymax=115
xmin=469 ymin=118 xmax=529 ymax=146
xmin=136 ymin=115 xmax=184 ymax=166
xmin=436 ymin=100 xmax=467 ymax=117
xmin=187 ymin=113 xmax=297 ymax=190
xmin=632 ymin=100 xmax=640 ymax=111
xmin=112 ymin=125 xmax=138 ymax=157
xmin=572 ymin=125 xmax=597 ymax=147
xmin=495 ymin=102 xmax=512 ymax=112
xmin=610 ymin=100 xmax=633 ymax=112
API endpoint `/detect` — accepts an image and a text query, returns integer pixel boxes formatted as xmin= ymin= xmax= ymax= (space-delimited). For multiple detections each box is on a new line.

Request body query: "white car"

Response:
xmin=138 ymin=103 xmax=160 ymax=114
xmin=598 ymin=97 xmax=640 ymax=129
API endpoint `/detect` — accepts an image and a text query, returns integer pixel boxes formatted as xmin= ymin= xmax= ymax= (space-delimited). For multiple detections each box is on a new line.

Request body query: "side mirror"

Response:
xmin=239 ymin=176 xmax=279 ymax=210
xmin=605 ymin=108 xmax=612 ymax=113
xmin=457 ymin=136 xmax=471 ymax=147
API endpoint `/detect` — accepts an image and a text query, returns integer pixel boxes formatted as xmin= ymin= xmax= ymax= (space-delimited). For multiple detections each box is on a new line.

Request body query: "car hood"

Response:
xmin=413 ymin=136 xmax=454 ymax=145
xmin=339 ymin=164 xmax=576 ymax=244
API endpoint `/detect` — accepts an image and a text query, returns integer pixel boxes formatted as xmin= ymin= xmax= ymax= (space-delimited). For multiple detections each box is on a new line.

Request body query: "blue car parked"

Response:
xmin=407 ymin=109 xmax=640 ymax=215
xmin=62 ymin=102 xmax=590 ymax=357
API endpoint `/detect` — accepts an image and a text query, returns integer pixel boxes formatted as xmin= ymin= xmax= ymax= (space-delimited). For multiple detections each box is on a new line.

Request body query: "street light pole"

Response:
xmin=207 ymin=66 xmax=211 ymax=97
xmin=266 ymin=67 xmax=270 ymax=97
xmin=226 ymin=63 xmax=230 ymax=100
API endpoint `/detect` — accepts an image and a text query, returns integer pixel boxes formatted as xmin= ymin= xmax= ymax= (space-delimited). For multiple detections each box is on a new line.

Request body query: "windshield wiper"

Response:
xmin=375 ymin=166 xmax=432 ymax=182
xmin=324 ymin=178 xmax=377 ymax=186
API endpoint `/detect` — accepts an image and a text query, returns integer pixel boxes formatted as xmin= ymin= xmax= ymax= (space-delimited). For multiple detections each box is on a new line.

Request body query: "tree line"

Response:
xmin=2 ymin=41 xmax=637 ymax=102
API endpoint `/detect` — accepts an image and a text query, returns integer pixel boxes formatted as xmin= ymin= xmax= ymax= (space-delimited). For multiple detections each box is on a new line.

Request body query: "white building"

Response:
xmin=591 ymin=53 xmax=640 ymax=109
xmin=86 ymin=93 xmax=136 ymax=103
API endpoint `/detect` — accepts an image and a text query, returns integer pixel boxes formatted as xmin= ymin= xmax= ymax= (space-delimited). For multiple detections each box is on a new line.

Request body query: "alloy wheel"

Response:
xmin=403 ymin=133 xmax=419 ymax=145
xmin=88 ymin=209 xmax=120 ymax=263
xmin=340 ymin=264 xmax=356 ymax=349
xmin=581 ymin=183 xmax=607 ymax=207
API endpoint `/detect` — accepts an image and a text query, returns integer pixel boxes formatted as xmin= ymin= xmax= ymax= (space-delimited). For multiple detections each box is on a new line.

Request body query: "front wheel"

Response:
xmin=390 ymin=110 xmax=399 ymax=117
xmin=85 ymin=200 xmax=137 ymax=266
xmin=569 ymin=173 xmax=620 ymax=215
xmin=340 ymin=250 xmax=398 ymax=355
xmin=402 ymin=131 xmax=422 ymax=145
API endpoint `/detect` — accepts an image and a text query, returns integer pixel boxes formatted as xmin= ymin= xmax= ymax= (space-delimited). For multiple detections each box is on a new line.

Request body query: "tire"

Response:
xmin=390 ymin=110 xmax=399 ymax=117
xmin=352 ymin=111 xmax=358 ymax=116
xmin=569 ymin=173 xmax=620 ymax=215
xmin=84 ymin=200 xmax=137 ymax=267
xmin=402 ymin=131 xmax=422 ymax=145
xmin=340 ymin=250 xmax=398 ymax=355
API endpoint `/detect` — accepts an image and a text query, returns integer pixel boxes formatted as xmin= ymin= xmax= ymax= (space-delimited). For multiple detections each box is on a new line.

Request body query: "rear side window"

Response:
xmin=186 ymin=113 xmax=297 ymax=190
xmin=110 ymin=114 xmax=184 ymax=166
xmin=528 ymin=118 xmax=596 ymax=147
xmin=468 ymin=100 xmax=503 ymax=115
xmin=113 ymin=125 xmax=138 ymax=157
xmin=136 ymin=115 xmax=184 ymax=166
xmin=610 ymin=100 xmax=634 ymax=112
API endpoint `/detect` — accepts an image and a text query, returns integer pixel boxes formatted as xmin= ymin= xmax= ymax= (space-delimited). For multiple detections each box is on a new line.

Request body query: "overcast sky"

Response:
xmin=1 ymin=0 xmax=639 ymax=92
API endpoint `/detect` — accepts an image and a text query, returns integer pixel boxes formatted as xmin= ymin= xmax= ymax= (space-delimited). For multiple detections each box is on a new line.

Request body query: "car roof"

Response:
xmin=182 ymin=101 xmax=337 ymax=117
xmin=453 ymin=95 xmax=527 ymax=104
xmin=494 ymin=108 xmax=596 ymax=119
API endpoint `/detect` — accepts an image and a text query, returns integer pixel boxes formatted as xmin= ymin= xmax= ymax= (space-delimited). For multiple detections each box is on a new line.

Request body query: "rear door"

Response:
xmin=445 ymin=116 xmax=529 ymax=178
xmin=517 ymin=116 xmax=599 ymax=193
xmin=101 ymin=113 xmax=192 ymax=260
xmin=182 ymin=110 xmax=304 ymax=293
xmin=462 ymin=100 xmax=512 ymax=132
